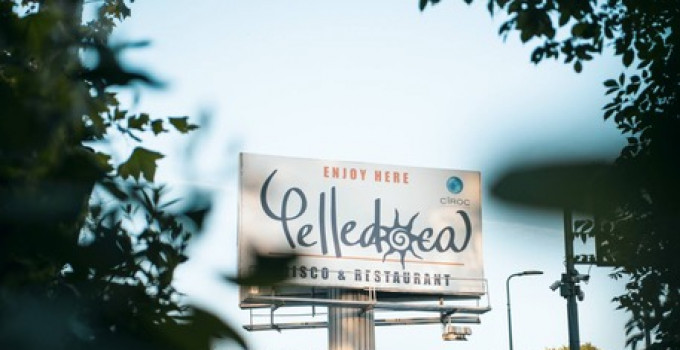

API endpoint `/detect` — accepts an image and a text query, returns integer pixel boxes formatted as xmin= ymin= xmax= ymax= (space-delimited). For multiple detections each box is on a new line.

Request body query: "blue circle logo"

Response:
xmin=446 ymin=176 xmax=464 ymax=194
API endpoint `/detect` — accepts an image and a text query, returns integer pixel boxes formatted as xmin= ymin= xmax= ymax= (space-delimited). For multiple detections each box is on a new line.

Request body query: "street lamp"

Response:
xmin=506 ymin=270 xmax=543 ymax=350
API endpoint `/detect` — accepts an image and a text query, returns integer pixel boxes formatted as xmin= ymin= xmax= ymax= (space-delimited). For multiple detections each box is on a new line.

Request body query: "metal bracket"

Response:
xmin=359 ymin=287 xmax=377 ymax=316
xmin=270 ymin=305 xmax=281 ymax=332
xmin=440 ymin=310 xmax=456 ymax=324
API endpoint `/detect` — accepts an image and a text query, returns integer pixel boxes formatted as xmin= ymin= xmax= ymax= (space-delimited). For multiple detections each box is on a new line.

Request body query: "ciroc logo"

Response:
xmin=446 ymin=176 xmax=463 ymax=194
xmin=441 ymin=176 xmax=470 ymax=206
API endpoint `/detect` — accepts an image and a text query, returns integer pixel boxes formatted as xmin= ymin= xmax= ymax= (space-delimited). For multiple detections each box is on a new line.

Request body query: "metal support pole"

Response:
xmin=328 ymin=289 xmax=375 ymax=350
xmin=563 ymin=210 xmax=581 ymax=350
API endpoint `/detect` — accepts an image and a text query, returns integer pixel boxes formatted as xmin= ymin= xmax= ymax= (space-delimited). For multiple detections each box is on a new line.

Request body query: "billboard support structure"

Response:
xmin=328 ymin=288 xmax=375 ymax=350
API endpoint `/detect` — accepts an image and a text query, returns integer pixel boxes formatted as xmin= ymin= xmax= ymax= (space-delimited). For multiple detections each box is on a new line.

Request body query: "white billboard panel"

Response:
xmin=238 ymin=153 xmax=484 ymax=297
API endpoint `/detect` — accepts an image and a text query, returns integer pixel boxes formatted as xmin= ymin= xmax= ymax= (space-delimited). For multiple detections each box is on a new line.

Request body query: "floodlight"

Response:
xmin=549 ymin=281 xmax=561 ymax=291
xmin=575 ymin=286 xmax=585 ymax=301
xmin=573 ymin=274 xmax=590 ymax=283
xmin=520 ymin=270 xmax=544 ymax=276
xmin=442 ymin=325 xmax=471 ymax=341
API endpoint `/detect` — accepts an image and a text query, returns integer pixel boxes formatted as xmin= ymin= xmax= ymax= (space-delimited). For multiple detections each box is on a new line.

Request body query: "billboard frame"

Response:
xmin=238 ymin=152 xmax=486 ymax=300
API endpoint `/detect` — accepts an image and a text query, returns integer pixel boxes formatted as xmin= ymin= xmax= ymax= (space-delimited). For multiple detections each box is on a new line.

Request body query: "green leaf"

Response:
xmin=623 ymin=50 xmax=634 ymax=67
xmin=227 ymin=251 xmax=297 ymax=287
xmin=23 ymin=10 xmax=58 ymax=55
xmin=603 ymin=108 xmax=616 ymax=120
xmin=574 ymin=60 xmax=582 ymax=73
xmin=604 ymin=25 xmax=613 ymax=39
xmin=88 ymin=113 xmax=107 ymax=138
xmin=603 ymin=79 xmax=618 ymax=88
xmin=558 ymin=12 xmax=570 ymax=26
xmin=168 ymin=117 xmax=199 ymax=134
xmin=637 ymin=59 xmax=652 ymax=69
xmin=117 ymin=3 xmax=132 ymax=19
xmin=571 ymin=22 xmax=589 ymax=37
xmin=114 ymin=108 xmax=127 ymax=120
xmin=151 ymin=119 xmax=167 ymax=135
xmin=186 ymin=206 xmax=211 ymax=231
xmin=128 ymin=113 xmax=150 ymax=130
xmin=520 ymin=29 xmax=533 ymax=43
xmin=94 ymin=152 xmax=114 ymax=173
xmin=174 ymin=308 xmax=247 ymax=350
xmin=497 ymin=0 xmax=511 ymax=8
xmin=117 ymin=147 xmax=165 ymax=182
xmin=603 ymin=101 xmax=618 ymax=110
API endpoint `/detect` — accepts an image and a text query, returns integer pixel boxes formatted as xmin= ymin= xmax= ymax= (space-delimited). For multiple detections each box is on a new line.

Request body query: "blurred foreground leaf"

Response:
xmin=227 ymin=250 xmax=297 ymax=287
xmin=491 ymin=160 xmax=622 ymax=214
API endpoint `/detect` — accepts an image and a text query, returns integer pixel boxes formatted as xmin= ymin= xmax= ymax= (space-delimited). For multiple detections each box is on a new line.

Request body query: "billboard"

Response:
xmin=238 ymin=153 xmax=484 ymax=298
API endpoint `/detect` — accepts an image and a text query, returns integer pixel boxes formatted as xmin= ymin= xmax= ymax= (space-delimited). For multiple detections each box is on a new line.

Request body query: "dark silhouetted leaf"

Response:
xmin=491 ymin=161 xmax=619 ymax=213
xmin=227 ymin=250 xmax=297 ymax=287
xmin=100 ymin=178 xmax=129 ymax=200
xmin=184 ymin=206 xmax=211 ymax=231
xmin=604 ymin=79 xmax=618 ymax=88
xmin=128 ymin=113 xmax=150 ymax=130
xmin=159 ymin=308 xmax=247 ymax=350
xmin=95 ymin=152 xmax=114 ymax=173
xmin=623 ymin=49 xmax=634 ymax=67
xmin=168 ymin=117 xmax=198 ymax=134
xmin=151 ymin=119 xmax=167 ymax=135
xmin=117 ymin=147 xmax=165 ymax=182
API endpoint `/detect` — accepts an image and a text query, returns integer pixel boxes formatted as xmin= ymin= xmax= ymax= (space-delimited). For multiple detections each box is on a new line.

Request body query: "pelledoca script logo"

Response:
xmin=259 ymin=170 xmax=473 ymax=269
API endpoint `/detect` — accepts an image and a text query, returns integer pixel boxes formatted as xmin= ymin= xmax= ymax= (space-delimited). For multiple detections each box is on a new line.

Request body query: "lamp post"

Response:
xmin=506 ymin=270 xmax=543 ymax=350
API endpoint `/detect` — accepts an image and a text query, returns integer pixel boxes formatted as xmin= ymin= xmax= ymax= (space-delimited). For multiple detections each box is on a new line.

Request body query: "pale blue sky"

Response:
xmin=101 ymin=0 xmax=629 ymax=349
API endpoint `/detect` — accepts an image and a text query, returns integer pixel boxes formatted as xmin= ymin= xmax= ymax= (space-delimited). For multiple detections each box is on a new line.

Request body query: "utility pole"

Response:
xmin=562 ymin=210 xmax=580 ymax=350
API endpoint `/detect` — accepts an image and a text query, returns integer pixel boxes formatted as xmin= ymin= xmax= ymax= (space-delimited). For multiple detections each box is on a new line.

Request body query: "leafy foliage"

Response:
xmin=545 ymin=343 xmax=602 ymax=350
xmin=0 ymin=0 xmax=250 ymax=349
xmin=420 ymin=0 xmax=680 ymax=349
